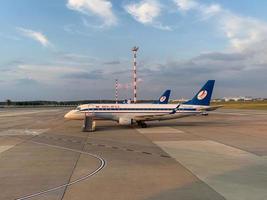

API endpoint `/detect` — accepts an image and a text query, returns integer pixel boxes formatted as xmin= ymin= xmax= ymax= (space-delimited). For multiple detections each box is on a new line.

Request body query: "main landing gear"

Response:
xmin=202 ymin=112 xmax=209 ymax=116
xmin=137 ymin=121 xmax=148 ymax=128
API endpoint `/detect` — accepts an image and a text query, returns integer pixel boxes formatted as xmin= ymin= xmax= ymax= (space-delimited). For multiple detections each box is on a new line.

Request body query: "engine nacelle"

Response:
xmin=118 ymin=117 xmax=133 ymax=125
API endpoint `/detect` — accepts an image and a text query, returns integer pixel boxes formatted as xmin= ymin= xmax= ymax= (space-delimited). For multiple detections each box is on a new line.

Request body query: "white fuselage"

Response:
xmin=64 ymin=103 xmax=201 ymax=121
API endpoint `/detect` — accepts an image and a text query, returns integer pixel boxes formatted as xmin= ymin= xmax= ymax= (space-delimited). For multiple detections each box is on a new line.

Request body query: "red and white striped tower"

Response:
xmin=115 ymin=79 xmax=118 ymax=104
xmin=132 ymin=46 xmax=139 ymax=103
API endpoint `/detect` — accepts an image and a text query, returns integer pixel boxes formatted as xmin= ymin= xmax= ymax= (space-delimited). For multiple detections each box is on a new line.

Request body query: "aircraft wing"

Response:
xmin=134 ymin=114 xmax=168 ymax=121
xmin=133 ymin=112 xmax=197 ymax=122
xmin=199 ymin=105 xmax=224 ymax=111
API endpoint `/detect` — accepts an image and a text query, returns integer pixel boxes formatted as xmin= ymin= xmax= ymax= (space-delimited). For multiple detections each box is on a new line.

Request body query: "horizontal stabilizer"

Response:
xmin=200 ymin=105 xmax=223 ymax=111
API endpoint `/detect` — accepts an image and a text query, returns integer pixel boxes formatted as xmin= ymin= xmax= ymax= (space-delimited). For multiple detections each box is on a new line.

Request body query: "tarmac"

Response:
xmin=0 ymin=108 xmax=267 ymax=200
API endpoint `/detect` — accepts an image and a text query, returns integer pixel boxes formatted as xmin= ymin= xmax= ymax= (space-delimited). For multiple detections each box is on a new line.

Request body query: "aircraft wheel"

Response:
xmin=141 ymin=122 xmax=147 ymax=128
xmin=137 ymin=121 xmax=147 ymax=128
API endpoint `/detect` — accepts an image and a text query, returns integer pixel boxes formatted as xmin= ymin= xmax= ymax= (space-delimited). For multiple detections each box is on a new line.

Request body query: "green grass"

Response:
xmin=212 ymin=101 xmax=267 ymax=110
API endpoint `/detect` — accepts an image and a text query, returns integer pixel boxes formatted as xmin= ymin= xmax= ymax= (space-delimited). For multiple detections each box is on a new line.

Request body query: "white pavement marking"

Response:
xmin=16 ymin=141 xmax=106 ymax=200
xmin=213 ymin=112 xmax=248 ymax=116
xmin=136 ymin=126 xmax=184 ymax=134
xmin=155 ymin=140 xmax=267 ymax=200
xmin=0 ymin=109 xmax=59 ymax=117
xmin=0 ymin=129 xmax=49 ymax=136
xmin=0 ymin=145 xmax=14 ymax=154
xmin=0 ymin=137 xmax=25 ymax=154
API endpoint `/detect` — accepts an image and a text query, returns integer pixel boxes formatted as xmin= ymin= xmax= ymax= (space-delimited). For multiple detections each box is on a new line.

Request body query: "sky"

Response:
xmin=1 ymin=0 xmax=267 ymax=101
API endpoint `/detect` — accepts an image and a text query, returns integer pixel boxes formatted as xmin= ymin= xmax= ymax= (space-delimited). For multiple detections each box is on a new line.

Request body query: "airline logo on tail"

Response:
xmin=197 ymin=90 xmax=208 ymax=100
xmin=156 ymin=89 xmax=171 ymax=104
xmin=159 ymin=96 xmax=167 ymax=102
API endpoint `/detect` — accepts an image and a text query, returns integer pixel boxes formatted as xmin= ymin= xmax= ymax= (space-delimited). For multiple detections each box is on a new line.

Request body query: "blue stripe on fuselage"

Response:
xmin=80 ymin=108 xmax=197 ymax=112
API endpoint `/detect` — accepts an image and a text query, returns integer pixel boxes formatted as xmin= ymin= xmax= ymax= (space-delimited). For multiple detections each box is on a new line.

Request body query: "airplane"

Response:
xmin=64 ymin=80 xmax=220 ymax=128
xmin=64 ymin=89 xmax=172 ymax=121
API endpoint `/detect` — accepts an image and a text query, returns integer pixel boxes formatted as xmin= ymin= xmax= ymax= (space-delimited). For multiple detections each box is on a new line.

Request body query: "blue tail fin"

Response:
xmin=156 ymin=89 xmax=171 ymax=104
xmin=183 ymin=80 xmax=215 ymax=106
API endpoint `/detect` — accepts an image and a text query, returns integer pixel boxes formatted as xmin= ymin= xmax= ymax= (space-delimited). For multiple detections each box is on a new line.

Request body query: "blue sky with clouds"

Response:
xmin=0 ymin=0 xmax=267 ymax=101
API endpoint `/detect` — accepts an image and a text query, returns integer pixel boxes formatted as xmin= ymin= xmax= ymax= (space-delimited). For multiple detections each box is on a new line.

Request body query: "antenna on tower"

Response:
xmin=132 ymin=46 xmax=139 ymax=103
xmin=115 ymin=79 xmax=118 ymax=104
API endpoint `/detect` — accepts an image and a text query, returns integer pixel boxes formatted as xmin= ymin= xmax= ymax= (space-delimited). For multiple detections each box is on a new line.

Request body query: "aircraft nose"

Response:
xmin=64 ymin=110 xmax=73 ymax=119
xmin=64 ymin=110 xmax=84 ymax=120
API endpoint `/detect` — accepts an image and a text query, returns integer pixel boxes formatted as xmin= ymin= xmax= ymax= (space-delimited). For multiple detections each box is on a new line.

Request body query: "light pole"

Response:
xmin=132 ymin=46 xmax=139 ymax=103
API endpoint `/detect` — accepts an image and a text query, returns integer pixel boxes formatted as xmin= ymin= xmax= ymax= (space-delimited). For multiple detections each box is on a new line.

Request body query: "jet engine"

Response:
xmin=118 ymin=117 xmax=133 ymax=125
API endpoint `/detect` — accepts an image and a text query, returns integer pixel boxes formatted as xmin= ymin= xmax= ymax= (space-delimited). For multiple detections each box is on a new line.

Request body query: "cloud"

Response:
xmin=17 ymin=27 xmax=51 ymax=47
xmin=63 ymin=23 xmax=92 ymax=36
xmin=117 ymin=82 xmax=131 ymax=90
xmin=117 ymin=78 xmax=144 ymax=91
xmin=13 ymin=64 xmax=87 ymax=84
xmin=16 ymin=78 xmax=39 ymax=86
xmin=103 ymin=60 xmax=121 ymax=65
xmin=0 ymin=33 xmax=20 ymax=41
xmin=1 ymin=50 xmax=267 ymax=100
xmin=170 ymin=0 xmax=267 ymax=94
xmin=55 ymin=53 xmax=95 ymax=66
xmin=124 ymin=0 xmax=171 ymax=30
xmin=220 ymin=15 xmax=267 ymax=51
xmin=173 ymin=0 xmax=198 ymax=11
xmin=173 ymin=0 xmax=267 ymax=51
xmin=194 ymin=52 xmax=246 ymax=62
xmin=67 ymin=0 xmax=117 ymax=27
xmin=125 ymin=0 xmax=161 ymax=24
xmin=63 ymin=70 xmax=103 ymax=80
xmin=133 ymin=48 xmax=267 ymax=98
